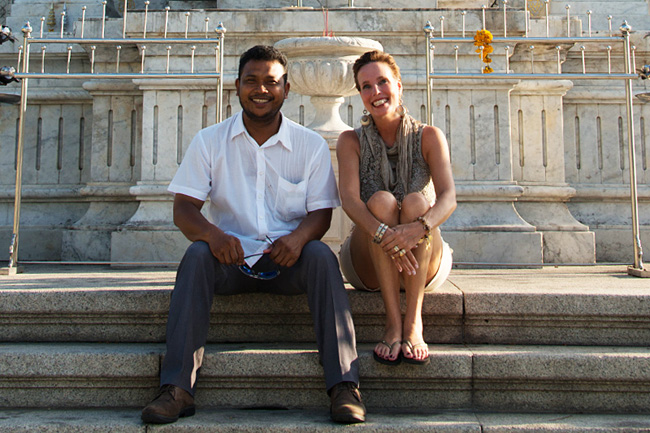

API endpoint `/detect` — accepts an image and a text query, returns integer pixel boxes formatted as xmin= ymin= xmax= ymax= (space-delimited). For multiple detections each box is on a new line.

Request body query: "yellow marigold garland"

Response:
xmin=474 ymin=29 xmax=494 ymax=74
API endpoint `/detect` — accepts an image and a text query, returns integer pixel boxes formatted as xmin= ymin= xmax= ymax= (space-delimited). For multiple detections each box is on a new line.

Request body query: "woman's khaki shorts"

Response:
xmin=339 ymin=235 xmax=453 ymax=293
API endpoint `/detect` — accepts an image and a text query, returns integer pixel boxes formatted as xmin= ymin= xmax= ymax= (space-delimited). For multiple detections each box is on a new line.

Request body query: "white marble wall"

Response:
xmin=0 ymin=2 xmax=648 ymax=264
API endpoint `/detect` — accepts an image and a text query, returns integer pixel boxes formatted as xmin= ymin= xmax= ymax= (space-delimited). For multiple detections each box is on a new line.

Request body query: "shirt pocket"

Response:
xmin=275 ymin=176 xmax=307 ymax=221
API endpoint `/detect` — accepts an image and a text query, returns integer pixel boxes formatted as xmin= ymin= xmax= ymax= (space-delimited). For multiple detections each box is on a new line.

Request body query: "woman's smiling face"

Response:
xmin=356 ymin=61 xmax=402 ymax=120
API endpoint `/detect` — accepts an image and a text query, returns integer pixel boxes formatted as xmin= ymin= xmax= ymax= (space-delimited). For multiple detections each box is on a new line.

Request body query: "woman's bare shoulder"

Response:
xmin=421 ymin=124 xmax=445 ymax=142
xmin=337 ymin=129 xmax=361 ymax=150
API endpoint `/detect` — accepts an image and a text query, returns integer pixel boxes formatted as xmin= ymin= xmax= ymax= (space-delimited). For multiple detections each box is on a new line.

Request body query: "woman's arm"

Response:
xmin=336 ymin=129 xmax=386 ymax=237
xmin=378 ymin=125 xmax=456 ymax=254
xmin=419 ymin=125 xmax=457 ymax=229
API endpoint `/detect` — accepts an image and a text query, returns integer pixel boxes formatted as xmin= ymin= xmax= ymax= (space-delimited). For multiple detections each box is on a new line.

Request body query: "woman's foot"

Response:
xmin=373 ymin=339 xmax=402 ymax=365
xmin=401 ymin=340 xmax=430 ymax=365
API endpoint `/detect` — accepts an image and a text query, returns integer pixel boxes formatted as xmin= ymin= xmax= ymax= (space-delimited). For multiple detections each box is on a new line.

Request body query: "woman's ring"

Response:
xmin=393 ymin=245 xmax=400 ymax=253
xmin=399 ymin=249 xmax=406 ymax=257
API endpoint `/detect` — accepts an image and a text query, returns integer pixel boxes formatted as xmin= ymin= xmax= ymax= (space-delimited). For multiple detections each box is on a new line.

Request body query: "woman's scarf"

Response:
xmin=358 ymin=113 xmax=420 ymax=203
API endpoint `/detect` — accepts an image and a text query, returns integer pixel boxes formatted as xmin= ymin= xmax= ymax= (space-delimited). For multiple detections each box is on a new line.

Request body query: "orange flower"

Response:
xmin=473 ymin=29 xmax=494 ymax=74
xmin=474 ymin=29 xmax=493 ymax=46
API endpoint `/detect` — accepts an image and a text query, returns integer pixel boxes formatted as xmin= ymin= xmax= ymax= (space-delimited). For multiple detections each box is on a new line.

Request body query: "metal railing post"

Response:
xmin=424 ymin=21 xmax=434 ymax=126
xmin=5 ymin=23 xmax=32 ymax=275
xmin=621 ymin=22 xmax=649 ymax=277
xmin=216 ymin=22 xmax=226 ymax=124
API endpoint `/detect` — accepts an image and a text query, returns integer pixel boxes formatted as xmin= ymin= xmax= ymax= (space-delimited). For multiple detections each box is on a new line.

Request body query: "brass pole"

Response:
xmin=5 ymin=23 xmax=32 ymax=275
xmin=216 ymin=22 xmax=226 ymax=124
xmin=621 ymin=22 xmax=649 ymax=277
xmin=424 ymin=21 xmax=434 ymax=126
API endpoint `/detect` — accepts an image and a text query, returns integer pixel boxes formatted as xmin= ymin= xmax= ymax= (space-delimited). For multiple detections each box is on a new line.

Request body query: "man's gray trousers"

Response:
xmin=160 ymin=240 xmax=360 ymax=395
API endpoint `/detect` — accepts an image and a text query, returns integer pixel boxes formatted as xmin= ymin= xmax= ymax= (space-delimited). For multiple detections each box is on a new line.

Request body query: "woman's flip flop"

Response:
xmin=402 ymin=340 xmax=430 ymax=365
xmin=373 ymin=340 xmax=402 ymax=365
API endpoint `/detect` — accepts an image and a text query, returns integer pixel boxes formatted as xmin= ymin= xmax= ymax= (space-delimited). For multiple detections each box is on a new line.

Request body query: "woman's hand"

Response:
xmin=379 ymin=224 xmax=423 ymax=275
xmin=391 ymin=249 xmax=418 ymax=275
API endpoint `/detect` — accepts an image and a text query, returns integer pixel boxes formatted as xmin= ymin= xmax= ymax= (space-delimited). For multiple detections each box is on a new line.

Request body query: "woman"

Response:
xmin=337 ymin=51 xmax=456 ymax=365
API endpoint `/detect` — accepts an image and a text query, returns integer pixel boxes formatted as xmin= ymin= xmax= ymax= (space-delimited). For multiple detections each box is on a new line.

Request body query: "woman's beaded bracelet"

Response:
xmin=416 ymin=216 xmax=432 ymax=245
xmin=373 ymin=223 xmax=388 ymax=244
xmin=416 ymin=216 xmax=431 ymax=235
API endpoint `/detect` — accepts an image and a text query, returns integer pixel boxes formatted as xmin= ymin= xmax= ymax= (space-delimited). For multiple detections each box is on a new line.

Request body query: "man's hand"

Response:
xmin=265 ymin=233 xmax=303 ymax=268
xmin=208 ymin=230 xmax=245 ymax=265
xmin=265 ymin=208 xmax=333 ymax=268
xmin=173 ymin=193 xmax=244 ymax=265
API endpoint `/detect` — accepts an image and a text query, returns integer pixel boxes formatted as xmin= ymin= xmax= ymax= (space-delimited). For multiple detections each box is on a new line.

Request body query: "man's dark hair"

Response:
xmin=238 ymin=45 xmax=289 ymax=84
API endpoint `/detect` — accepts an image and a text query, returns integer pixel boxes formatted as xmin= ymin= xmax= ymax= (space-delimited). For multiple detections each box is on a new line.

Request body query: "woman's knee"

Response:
xmin=400 ymin=193 xmax=431 ymax=222
xmin=367 ymin=191 xmax=399 ymax=222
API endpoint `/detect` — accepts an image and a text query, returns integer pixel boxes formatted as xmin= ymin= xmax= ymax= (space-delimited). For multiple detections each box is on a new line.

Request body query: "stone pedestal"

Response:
xmin=111 ymin=183 xmax=190 ymax=263
xmin=429 ymin=79 xmax=544 ymax=264
xmin=63 ymin=80 xmax=142 ymax=261
xmin=109 ymin=78 xmax=216 ymax=262
xmin=562 ymin=85 xmax=646 ymax=262
xmin=515 ymin=186 xmax=595 ymax=263
xmin=510 ymin=80 xmax=595 ymax=263
xmin=0 ymin=81 xmax=94 ymax=261
xmin=442 ymin=183 xmax=542 ymax=264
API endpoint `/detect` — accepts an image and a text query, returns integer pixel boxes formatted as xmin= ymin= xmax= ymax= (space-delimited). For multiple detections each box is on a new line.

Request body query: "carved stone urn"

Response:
xmin=274 ymin=36 xmax=383 ymax=138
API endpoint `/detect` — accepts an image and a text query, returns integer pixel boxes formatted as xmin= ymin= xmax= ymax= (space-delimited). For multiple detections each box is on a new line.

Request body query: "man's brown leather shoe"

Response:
xmin=141 ymin=384 xmax=195 ymax=424
xmin=329 ymin=381 xmax=366 ymax=424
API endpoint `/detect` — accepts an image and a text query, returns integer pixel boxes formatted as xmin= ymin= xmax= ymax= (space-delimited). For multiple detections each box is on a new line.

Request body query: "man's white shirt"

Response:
xmin=168 ymin=111 xmax=341 ymax=265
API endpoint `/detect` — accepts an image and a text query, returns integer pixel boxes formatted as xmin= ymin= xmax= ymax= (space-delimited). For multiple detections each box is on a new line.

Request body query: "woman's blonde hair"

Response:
xmin=352 ymin=50 xmax=402 ymax=91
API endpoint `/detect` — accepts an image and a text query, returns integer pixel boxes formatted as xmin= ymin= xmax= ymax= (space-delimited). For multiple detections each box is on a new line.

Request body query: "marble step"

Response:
xmin=3 ymin=342 xmax=650 ymax=413
xmin=3 ymin=408 xmax=650 ymax=432
xmin=1 ymin=265 xmax=650 ymax=346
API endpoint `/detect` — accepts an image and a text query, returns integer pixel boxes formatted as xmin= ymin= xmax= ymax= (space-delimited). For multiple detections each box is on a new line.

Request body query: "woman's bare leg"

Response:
xmin=349 ymin=191 xmax=402 ymax=362
xmin=399 ymin=193 xmax=443 ymax=362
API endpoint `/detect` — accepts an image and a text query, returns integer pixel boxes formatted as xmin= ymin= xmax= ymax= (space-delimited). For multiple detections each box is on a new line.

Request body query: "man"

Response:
xmin=141 ymin=45 xmax=365 ymax=425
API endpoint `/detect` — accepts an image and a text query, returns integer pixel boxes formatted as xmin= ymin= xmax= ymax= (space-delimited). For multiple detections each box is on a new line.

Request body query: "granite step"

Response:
xmin=3 ymin=408 xmax=650 ymax=432
xmin=1 ymin=265 xmax=650 ymax=346
xmin=0 ymin=268 xmax=462 ymax=345
xmin=2 ymin=342 xmax=650 ymax=413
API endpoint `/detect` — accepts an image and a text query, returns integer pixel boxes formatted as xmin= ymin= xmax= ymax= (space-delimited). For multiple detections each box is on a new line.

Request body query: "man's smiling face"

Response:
xmin=235 ymin=59 xmax=289 ymax=124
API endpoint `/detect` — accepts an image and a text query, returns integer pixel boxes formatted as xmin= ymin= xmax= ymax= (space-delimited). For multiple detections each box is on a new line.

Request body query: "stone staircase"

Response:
xmin=2 ymin=264 xmax=650 ymax=431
